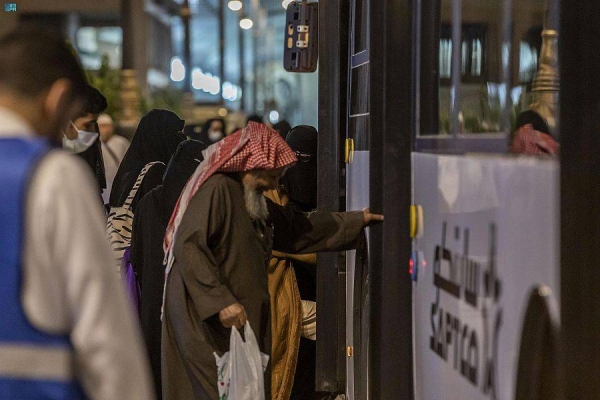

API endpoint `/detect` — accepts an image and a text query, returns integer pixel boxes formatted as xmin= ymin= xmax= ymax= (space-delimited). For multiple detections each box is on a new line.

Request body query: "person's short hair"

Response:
xmin=515 ymin=110 xmax=551 ymax=137
xmin=82 ymin=85 xmax=108 ymax=115
xmin=0 ymin=25 xmax=87 ymax=100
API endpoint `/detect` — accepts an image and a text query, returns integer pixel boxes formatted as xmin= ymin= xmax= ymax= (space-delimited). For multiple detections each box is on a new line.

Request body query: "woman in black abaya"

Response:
xmin=130 ymin=139 xmax=205 ymax=399
xmin=109 ymin=109 xmax=186 ymax=212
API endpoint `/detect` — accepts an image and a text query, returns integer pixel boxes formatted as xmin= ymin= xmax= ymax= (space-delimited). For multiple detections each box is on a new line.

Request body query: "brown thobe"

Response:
xmin=162 ymin=173 xmax=365 ymax=399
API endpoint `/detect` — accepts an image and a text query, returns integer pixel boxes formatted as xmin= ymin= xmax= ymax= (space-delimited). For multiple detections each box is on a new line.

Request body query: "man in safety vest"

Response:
xmin=0 ymin=26 xmax=153 ymax=399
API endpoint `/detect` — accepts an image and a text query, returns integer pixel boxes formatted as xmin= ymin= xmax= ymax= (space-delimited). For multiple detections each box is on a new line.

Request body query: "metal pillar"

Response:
xmin=419 ymin=0 xmax=441 ymax=134
xmin=121 ymin=0 xmax=133 ymax=70
xmin=369 ymin=0 xmax=414 ymax=398
xmin=119 ymin=0 xmax=142 ymax=132
xmin=239 ymin=14 xmax=247 ymax=112
xmin=561 ymin=0 xmax=600 ymax=398
xmin=252 ymin=26 xmax=258 ymax=113
xmin=317 ymin=0 xmax=350 ymax=394
xmin=219 ymin=0 xmax=225 ymax=105
xmin=181 ymin=0 xmax=192 ymax=94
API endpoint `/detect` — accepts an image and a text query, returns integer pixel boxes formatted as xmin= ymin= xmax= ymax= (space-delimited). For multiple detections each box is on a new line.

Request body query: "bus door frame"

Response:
xmin=560 ymin=0 xmax=600 ymax=397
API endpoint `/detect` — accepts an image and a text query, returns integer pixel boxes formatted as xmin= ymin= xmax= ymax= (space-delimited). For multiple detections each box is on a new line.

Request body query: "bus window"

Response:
xmin=348 ymin=0 xmax=370 ymax=152
xmin=419 ymin=0 xmax=506 ymax=137
xmin=510 ymin=1 xmax=560 ymax=157
xmin=418 ymin=0 xmax=450 ymax=136
xmin=416 ymin=0 xmax=557 ymax=154
xmin=454 ymin=1 xmax=504 ymax=135
xmin=353 ymin=0 xmax=369 ymax=55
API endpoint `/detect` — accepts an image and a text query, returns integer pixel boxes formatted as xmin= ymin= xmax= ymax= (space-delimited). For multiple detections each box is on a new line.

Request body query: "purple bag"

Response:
xmin=122 ymin=248 xmax=141 ymax=315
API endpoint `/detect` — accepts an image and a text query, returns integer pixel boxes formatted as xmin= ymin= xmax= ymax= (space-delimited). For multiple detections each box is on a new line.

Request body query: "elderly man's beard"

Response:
xmin=244 ymin=186 xmax=269 ymax=221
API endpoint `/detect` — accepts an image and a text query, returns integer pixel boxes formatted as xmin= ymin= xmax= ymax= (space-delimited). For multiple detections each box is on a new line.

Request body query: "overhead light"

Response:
xmin=239 ymin=18 xmax=254 ymax=30
xmin=269 ymin=110 xmax=280 ymax=123
xmin=228 ymin=0 xmax=243 ymax=11
xmin=191 ymin=68 xmax=203 ymax=90
xmin=222 ymin=82 xmax=238 ymax=101
xmin=170 ymin=57 xmax=185 ymax=82
xmin=219 ymin=108 xmax=228 ymax=117
xmin=282 ymin=0 xmax=293 ymax=9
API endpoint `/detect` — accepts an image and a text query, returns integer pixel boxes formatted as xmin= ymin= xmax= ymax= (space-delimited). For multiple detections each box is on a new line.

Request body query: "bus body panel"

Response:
xmin=412 ymin=152 xmax=559 ymax=400
xmin=346 ymin=150 xmax=370 ymax=400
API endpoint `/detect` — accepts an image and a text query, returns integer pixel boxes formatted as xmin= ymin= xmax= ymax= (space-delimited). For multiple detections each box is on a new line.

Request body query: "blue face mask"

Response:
xmin=63 ymin=121 xmax=99 ymax=154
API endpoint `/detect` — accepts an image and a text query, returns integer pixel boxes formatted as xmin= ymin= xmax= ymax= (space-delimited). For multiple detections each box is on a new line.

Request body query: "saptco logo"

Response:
xmin=429 ymin=222 xmax=502 ymax=399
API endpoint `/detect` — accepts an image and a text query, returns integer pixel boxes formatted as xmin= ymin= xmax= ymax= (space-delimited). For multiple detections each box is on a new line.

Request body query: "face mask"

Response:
xmin=63 ymin=121 xmax=99 ymax=154
xmin=208 ymin=130 xmax=223 ymax=142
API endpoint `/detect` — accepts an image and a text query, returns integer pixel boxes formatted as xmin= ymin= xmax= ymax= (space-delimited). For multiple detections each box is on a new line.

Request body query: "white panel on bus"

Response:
xmin=412 ymin=153 xmax=559 ymax=400
xmin=346 ymin=150 xmax=370 ymax=400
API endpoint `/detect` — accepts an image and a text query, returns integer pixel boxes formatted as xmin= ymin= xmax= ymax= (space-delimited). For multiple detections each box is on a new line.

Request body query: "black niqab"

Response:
xmin=273 ymin=120 xmax=292 ymax=139
xmin=160 ymin=139 xmax=207 ymax=223
xmin=275 ymin=125 xmax=319 ymax=400
xmin=282 ymin=125 xmax=318 ymax=210
xmin=109 ymin=109 xmax=185 ymax=208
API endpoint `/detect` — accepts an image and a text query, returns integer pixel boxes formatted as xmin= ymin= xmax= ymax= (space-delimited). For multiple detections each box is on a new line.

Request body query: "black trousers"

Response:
xmin=290 ymin=337 xmax=316 ymax=400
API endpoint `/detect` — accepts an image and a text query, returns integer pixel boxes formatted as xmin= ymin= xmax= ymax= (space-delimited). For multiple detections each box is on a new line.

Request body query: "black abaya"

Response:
xmin=110 ymin=109 xmax=185 ymax=211
xmin=130 ymin=139 xmax=205 ymax=398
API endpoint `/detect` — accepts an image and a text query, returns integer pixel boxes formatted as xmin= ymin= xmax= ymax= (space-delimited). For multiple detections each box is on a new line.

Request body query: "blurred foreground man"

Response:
xmin=0 ymin=27 xmax=153 ymax=399
xmin=162 ymin=122 xmax=382 ymax=399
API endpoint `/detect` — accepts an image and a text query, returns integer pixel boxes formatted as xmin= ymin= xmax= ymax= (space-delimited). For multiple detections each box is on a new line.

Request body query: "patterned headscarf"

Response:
xmin=510 ymin=123 xmax=559 ymax=156
xmin=163 ymin=122 xmax=297 ymax=275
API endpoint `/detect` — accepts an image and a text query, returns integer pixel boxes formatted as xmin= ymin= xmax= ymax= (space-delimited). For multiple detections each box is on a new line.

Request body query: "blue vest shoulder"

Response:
xmin=0 ymin=138 xmax=84 ymax=399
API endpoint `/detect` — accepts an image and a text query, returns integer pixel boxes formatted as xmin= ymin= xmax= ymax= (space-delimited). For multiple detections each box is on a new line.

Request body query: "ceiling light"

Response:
xmin=240 ymin=18 xmax=254 ymax=30
xmin=228 ymin=1 xmax=243 ymax=11
xmin=269 ymin=110 xmax=280 ymax=123
xmin=170 ymin=57 xmax=185 ymax=82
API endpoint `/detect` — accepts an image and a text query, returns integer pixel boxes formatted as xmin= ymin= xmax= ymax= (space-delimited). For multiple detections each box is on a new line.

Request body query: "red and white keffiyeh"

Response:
xmin=510 ymin=123 xmax=559 ymax=156
xmin=162 ymin=122 xmax=297 ymax=291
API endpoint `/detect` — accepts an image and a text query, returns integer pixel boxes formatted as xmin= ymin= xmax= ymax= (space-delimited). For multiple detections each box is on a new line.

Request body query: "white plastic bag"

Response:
xmin=214 ymin=322 xmax=269 ymax=400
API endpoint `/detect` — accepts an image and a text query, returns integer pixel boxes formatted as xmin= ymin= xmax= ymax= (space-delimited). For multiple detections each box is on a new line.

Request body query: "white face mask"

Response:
xmin=63 ymin=121 xmax=99 ymax=154
xmin=208 ymin=130 xmax=223 ymax=142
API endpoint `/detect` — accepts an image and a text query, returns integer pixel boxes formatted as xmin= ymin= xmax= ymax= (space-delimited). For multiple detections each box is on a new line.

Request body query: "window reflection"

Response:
xmin=418 ymin=0 xmax=552 ymax=142
xmin=416 ymin=0 xmax=560 ymax=155
xmin=519 ymin=42 xmax=539 ymax=84
xmin=518 ymin=26 xmax=542 ymax=85
xmin=440 ymin=39 xmax=452 ymax=79
xmin=440 ymin=24 xmax=486 ymax=84
xmin=76 ymin=27 xmax=122 ymax=70
xmin=353 ymin=0 xmax=369 ymax=54
xmin=439 ymin=24 xmax=486 ymax=84
xmin=509 ymin=1 xmax=560 ymax=156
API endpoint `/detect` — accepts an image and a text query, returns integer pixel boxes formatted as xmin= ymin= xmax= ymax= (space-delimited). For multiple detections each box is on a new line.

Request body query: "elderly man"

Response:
xmin=162 ymin=122 xmax=382 ymax=399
